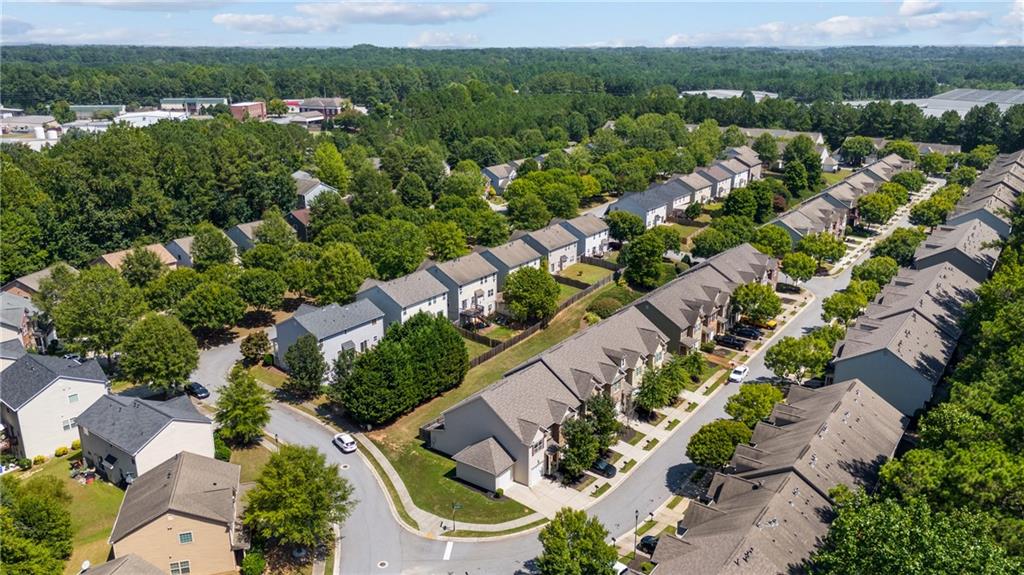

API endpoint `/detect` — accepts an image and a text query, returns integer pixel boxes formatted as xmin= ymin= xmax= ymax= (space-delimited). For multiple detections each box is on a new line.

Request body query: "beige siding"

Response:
xmin=14 ymin=378 xmax=106 ymax=458
xmin=113 ymin=513 xmax=236 ymax=575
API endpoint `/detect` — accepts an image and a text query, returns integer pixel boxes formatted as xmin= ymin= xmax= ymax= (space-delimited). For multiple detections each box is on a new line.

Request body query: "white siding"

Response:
xmin=456 ymin=274 xmax=498 ymax=317
xmin=134 ymin=421 xmax=215 ymax=477
xmin=12 ymin=377 xmax=107 ymax=458
xmin=583 ymin=231 xmax=609 ymax=257
xmin=320 ymin=317 xmax=384 ymax=360
xmin=399 ymin=294 xmax=449 ymax=324
xmin=645 ymin=205 xmax=668 ymax=229
xmin=546 ymin=245 xmax=578 ymax=273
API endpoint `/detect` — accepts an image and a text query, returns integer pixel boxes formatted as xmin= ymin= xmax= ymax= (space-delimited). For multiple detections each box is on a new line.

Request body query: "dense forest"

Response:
xmin=3 ymin=45 xmax=1023 ymax=108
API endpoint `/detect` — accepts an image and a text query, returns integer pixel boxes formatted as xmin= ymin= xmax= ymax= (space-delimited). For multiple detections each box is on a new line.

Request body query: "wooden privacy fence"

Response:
xmin=467 ymin=322 xmax=544 ymax=367
xmin=580 ymin=255 xmax=623 ymax=270
xmin=553 ymin=275 xmax=591 ymax=290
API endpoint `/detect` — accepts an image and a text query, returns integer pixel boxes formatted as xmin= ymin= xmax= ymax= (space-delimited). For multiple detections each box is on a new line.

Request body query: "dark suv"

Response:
xmin=590 ymin=458 xmax=617 ymax=478
xmin=185 ymin=381 xmax=210 ymax=399
xmin=730 ymin=325 xmax=763 ymax=340
xmin=715 ymin=334 xmax=747 ymax=350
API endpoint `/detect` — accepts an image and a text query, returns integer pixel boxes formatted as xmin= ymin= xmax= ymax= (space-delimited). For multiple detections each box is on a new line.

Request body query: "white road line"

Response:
xmin=443 ymin=541 xmax=453 ymax=561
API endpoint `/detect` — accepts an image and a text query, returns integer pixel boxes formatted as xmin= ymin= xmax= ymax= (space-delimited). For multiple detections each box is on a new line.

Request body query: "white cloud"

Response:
xmin=997 ymin=0 xmax=1024 ymax=44
xmin=898 ymin=1 xmax=942 ymax=17
xmin=1 ymin=16 xmax=34 ymax=36
xmin=407 ymin=30 xmax=479 ymax=48
xmin=665 ymin=4 xmax=990 ymax=46
xmin=213 ymin=2 xmax=491 ymax=34
xmin=43 ymin=0 xmax=230 ymax=11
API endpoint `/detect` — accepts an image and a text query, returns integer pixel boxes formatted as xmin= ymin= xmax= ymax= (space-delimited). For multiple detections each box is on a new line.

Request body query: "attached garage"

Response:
xmin=452 ymin=437 xmax=515 ymax=493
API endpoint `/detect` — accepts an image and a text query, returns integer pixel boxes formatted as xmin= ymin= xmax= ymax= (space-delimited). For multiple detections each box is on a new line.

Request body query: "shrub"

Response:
xmin=54 ymin=446 xmax=69 ymax=457
xmin=18 ymin=458 xmax=32 ymax=470
xmin=241 ymin=551 xmax=266 ymax=575
xmin=584 ymin=312 xmax=602 ymax=325
xmin=674 ymin=261 xmax=690 ymax=274
xmin=700 ymin=341 xmax=716 ymax=353
xmin=587 ymin=297 xmax=622 ymax=319
xmin=263 ymin=353 xmax=274 ymax=366
xmin=71 ymin=439 xmax=81 ymax=450
xmin=214 ymin=433 xmax=231 ymax=462
xmin=495 ymin=487 xmax=504 ymax=499
xmin=33 ymin=455 xmax=46 ymax=465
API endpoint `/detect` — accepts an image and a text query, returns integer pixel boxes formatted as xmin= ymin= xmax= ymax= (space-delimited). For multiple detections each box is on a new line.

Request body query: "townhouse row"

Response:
xmin=607 ymin=146 xmax=763 ymax=229
xmin=423 ymin=243 xmax=778 ymax=491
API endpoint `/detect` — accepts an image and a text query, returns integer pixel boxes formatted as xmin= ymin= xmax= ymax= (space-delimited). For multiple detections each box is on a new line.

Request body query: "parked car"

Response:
xmin=715 ymin=334 xmax=747 ymax=350
xmin=638 ymin=535 xmax=659 ymax=555
xmin=591 ymin=458 xmax=617 ymax=478
xmin=613 ymin=561 xmax=629 ymax=575
xmin=728 ymin=365 xmax=750 ymax=383
xmin=743 ymin=316 xmax=778 ymax=330
xmin=333 ymin=433 xmax=357 ymax=453
xmin=730 ymin=325 xmax=763 ymax=340
xmin=62 ymin=353 xmax=82 ymax=363
xmin=184 ymin=381 xmax=210 ymax=399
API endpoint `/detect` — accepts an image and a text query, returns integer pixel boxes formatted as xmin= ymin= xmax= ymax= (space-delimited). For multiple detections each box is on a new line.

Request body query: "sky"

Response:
xmin=1 ymin=1 xmax=1021 ymax=48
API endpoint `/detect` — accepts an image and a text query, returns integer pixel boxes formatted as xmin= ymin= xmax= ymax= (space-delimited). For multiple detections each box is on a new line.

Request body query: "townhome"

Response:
xmin=725 ymin=145 xmax=763 ymax=180
xmin=274 ymin=300 xmax=384 ymax=368
xmin=83 ymin=555 xmax=164 ymax=575
xmin=521 ymin=224 xmax=579 ymax=273
xmin=287 ymin=208 xmax=310 ymax=241
xmin=696 ymin=164 xmax=733 ymax=199
xmin=92 ymin=244 xmax=178 ymax=271
xmin=634 ymin=264 xmax=736 ymax=352
xmin=0 ymin=354 xmax=108 ymax=459
xmin=1 ymin=340 xmax=27 ymax=373
xmin=426 ymin=252 xmax=499 ymax=326
xmin=913 ymin=220 xmax=1002 ymax=283
xmin=164 ymin=236 xmax=195 ymax=268
xmin=77 ymin=394 xmax=214 ymax=486
xmin=703 ymin=243 xmax=778 ymax=288
xmin=356 ymin=270 xmax=449 ymax=328
xmin=654 ymin=379 xmax=905 ymax=575
xmin=482 ymin=161 xmax=520 ymax=195
xmin=829 ymin=263 xmax=979 ymax=415
xmin=224 ymin=220 xmax=261 ymax=253
xmin=718 ymin=157 xmax=751 ymax=190
xmin=559 ymin=214 xmax=610 ymax=257
xmin=1 ymin=292 xmax=54 ymax=351
xmin=860 ymin=154 xmax=902 ymax=184
xmin=292 ymin=169 xmax=337 ymax=209
xmin=947 ymin=189 xmax=1016 ymax=239
xmin=770 ymin=195 xmax=848 ymax=245
xmin=671 ymin=173 xmax=715 ymax=210
xmin=606 ymin=185 xmax=672 ymax=229
xmin=480 ymin=239 xmax=543 ymax=288
xmin=1 ymin=263 xmax=78 ymax=299
xmin=108 ymin=452 xmax=245 ymax=575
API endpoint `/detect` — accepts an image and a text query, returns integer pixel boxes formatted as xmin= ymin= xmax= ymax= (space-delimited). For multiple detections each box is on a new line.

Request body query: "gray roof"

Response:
xmin=771 ymin=196 xmax=843 ymax=238
xmin=452 ymin=437 xmax=514 ymax=475
xmin=609 ymin=186 xmax=673 ymax=213
xmin=1 ymin=292 xmax=36 ymax=330
xmin=526 ymin=224 xmax=578 ymax=251
xmin=359 ymin=269 xmax=448 ymax=308
xmin=698 ymin=165 xmax=731 ymax=183
xmin=289 ymin=299 xmax=384 ymax=340
xmin=229 ymin=220 xmax=262 ymax=241
xmin=560 ymin=214 xmax=609 ymax=237
xmin=0 ymin=339 xmax=26 ymax=361
xmin=864 ymin=264 xmax=978 ymax=339
xmin=470 ymin=362 xmax=579 ymax=445
xmin=482 ymin=239 xmax=542 ymax=269
xmin=0 ymin=354 xmax=106 ymax=411
xmin=429 ymin=252 xmax=497 ymax=286
xmin=914 ymin=220 xmax=1002 ymax=273
xmin=675 ymin=172 xmax=714 ymax=192
xmin=110 ymin=451 xmax=240 ymax=544
xmin=85 ymin=555 xmax=164 ymax=575
xmin=733 ymin=379 xmax=906 ymax=494
xmin=637 ymin=264 xmax=735 ymax=333
xmin=2 ymin=263 xmax=78 ymax=295
xmin=703 ymin=243 xmax=775 ymax=285
xmin=77 ymin=395 xmax=209 ymax=456
xmin=717 ymin=158 xmax=749 ymax=176
xmin=166 ymin=235 xmax=193 ymax=254
xmin=726 ymin=145 xmax=761 ymax=168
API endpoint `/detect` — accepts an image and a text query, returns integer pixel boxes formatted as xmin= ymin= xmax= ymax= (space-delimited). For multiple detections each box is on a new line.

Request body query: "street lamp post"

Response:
xmin=633 ymin=509 xmax=639 ymax=556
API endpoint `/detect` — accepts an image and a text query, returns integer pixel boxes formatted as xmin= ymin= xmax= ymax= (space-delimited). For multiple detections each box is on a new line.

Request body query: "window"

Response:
xmin=67 ymin=393 xmax=79 ymax=404
xmin=178 ymin=531 xmax=193 ymax=544
xmin=170 ymin=561 xmax=191 ymax=575
xmin=487 ymin=289 xmax=494 ymax=297
xmin=360 ymin=341 xmax=368 ymax=352
xmin=61 ymin=418 xmax=77 ymax=431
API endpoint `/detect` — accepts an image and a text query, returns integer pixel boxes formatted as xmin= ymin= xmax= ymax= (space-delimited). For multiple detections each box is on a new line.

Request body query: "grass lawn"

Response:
xmin=557 ymin=282 xmax=582 ymax=303
xmin=19 ymin=452 xmax=125 ymax=575
xmin=447 ymin=518 xmax=549 ymax=538
xmin=559 ymin=262 xmax=613 ymax=285
xmin=665 ymin=419 xmax=681 ymax=431
xmin=230 ymin=443 xmax=273 ymax=483
xmin=668 ymin=494 xmax=684 ymax=509
xmin=250 ymin=364 xmax=288 ymax=388
xmin=461 ymin=336 xmax=492 ymax=359
xmin=822 ymin=168 xmax=854 ymax=186
xmin=643 ymin=438 xmax=660 ymax=451
xmin=484 ymin=324 xmax=520 ymax=341
xmin=620 ymin=459 xmax=637 ymax=473
xmin=637 ymin=519 xmax=658 ymax=536
xmin=572 ymin=474 xmax=597 ymax=492
xmin=666 ymin=222 xmax=701 ymax=239
xmin=591 ymin=483 xmax=611 ymax=498
xmin=626 ymin=430 xmax=647 ymax=446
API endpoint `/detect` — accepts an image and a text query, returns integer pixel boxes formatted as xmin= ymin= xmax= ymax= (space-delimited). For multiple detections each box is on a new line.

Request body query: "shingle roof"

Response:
xmin=0 ymin=339 xmax=26 ymax=362
xmin=636 ymin=264 xmax=736 ymax=334
xmin=526 ymin=224 xmax=578 ymax=251
xmin=77 ymin=395 xmax=209 ymax=456
xmin=1 ymin=292 xmax=36 ymax=330
xmin=698 ymin=165 xmax=731 ymax=183
xmin=913 ymin=220 xmax=1002 ymax=273
xmin=452 ymin=437 xmax=514 ymax=475
xmin=560 ymin=214 xmax=608 ymax=237
xmin=109 ymin=452 xmax=239 ymax=544
xmin=289 ymin=208 xmax=310 ymax=226
xmin=727 ymin=145 xmax=761 ymax=168
xmin=429 ymin=252 xmax=497 ymax=285
xmin=483 ymin=239 xmax=542 ymax=269
xmin=717 ymin=158 xmax=749 ymax=176
xmin=2 ymin=263 xmax=78 ymax=295
xmin=864 ymin=264 xmax=978 ymax=339
xmin=93 ymin=244 xmax=177 ymax=270
xmin=84 ymin=555 xmax=165 ymax=575
xmin=230 ymin=220 xmax=263 ymax=241
xmin=675 ymin=172 xmax=714 ymax=192
xmin=472 ymin=362 xmax=578 ymax=445
xmin=359 ymin=269 xmax=448 ymax=308
xmin=0 ymin=354 xmax=106 ymax=411
xmin=834 ymin=311 xmax=957 ymax=384
xmin=771 ymin=196 xmax=843 ymax=238
xmin=166 ymin=235 xmax=194 ymax=255
xmin=288 ymin=300 xmax=383 ymax=340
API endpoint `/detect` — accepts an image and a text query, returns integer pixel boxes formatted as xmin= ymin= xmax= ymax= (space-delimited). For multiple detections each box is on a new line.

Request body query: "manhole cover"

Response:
xmin=377 ymin=561 xmax=388 ymax=569
xmin=340 ymin=464 xmax=350 ymax=470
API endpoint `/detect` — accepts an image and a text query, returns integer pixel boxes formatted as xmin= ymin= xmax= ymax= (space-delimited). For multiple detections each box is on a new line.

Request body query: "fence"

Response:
xmin=468 ymin=322 xmax=544 ymax=367
xmin=455 ymin=325 xmax=502 ymax=348
xmin=553 ymin=275 xmax=591 ymax=290
xmin=555 ymin=273 xmax=614 ymax=313
xmin=580 ymin=255 xmax=623 ymax=271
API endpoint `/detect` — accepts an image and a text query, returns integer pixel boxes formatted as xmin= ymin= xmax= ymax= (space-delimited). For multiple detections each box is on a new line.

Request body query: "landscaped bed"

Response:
xmin=570 ymin=474 xmax=597 ymax=492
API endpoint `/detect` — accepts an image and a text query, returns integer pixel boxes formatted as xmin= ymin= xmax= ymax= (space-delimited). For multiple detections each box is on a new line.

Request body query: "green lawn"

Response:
xmin=250 ymin=364 xmax=288 ymax=388
xmin=557 ymin=282 xmax=582 ymax=303
xmin=461 ymin=336 xmax=492 ymax=359
xmin=559 ymin=262 xmax=613 ymax=284
xmin=19 ymin=452 xmax=126 ymax=575
xmin=666 ymin=222 xmax=701 ymax=239
xmin=822 ymin=168 xmax=854 ymax=186
xmin=484 ymin=324 xmax=520 ymax=341
xmin=230 ymin=443 xmax=274 ymax=483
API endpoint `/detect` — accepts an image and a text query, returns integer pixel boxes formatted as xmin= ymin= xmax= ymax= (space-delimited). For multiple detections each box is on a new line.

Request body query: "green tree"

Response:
xmin=798 ymin=231 xmax=846 ymax=267
xmin=311 ymin=242 xmax=375 ymax=305
xmin=878 ymin=182 xmax=909 ymax=206
xmin=118 ymin=313 xmax=199 ymax=393
xmin=503 ymin=266 xmax=559 ymax=323
xmin=725 ymin=383 xmax=784 ymax=428
xmin=120 ymin=246 xmax=165 ymax=288
xmin=623 ymin=231 xmax=665 ymax=288
xmin=283 ymin=334 xmax=327 ymax=398
xmin=354 ymin=219 xmax=426 ymax=280
xmin=313 ymin=141 xmax=351 ymax=193
xmin=783 ymin=159 xmax=808 ymax=196
xmin=684 ymin=201 xmax=704 ymax=221
xmin=918 ymin=152 xmax=948 ymax=175
xmin=144 ymin=268 xmax=202 ymax=312
xmin=255 ymin=207 xmax=298 ymax=250
xmin=909 ymin=198 xmax=950 ymax=229
xmin=31 ymin=262 xmax=77 ymax=323
xmin=560 ymin=418 xmax=599 ymax=480
xmin=752 ymin=225 xmax=794 ymax=259
xmin=0 ymin=474 xmax=73 ymax=572
xmin=857 ymin=192 xmax=897 ymax=225
xmin=783 ymin=134 xmax=822 ymax=187
xmin=424 ymin=221 xmax=468 ymax=261
xmin=236 ymin=268 xmax=286 ymax=312
xmin=722 ymin=186 xmax=758 ymax=220
xmin=240 ymin=330 xmax=271 ymax=365
xmin=686 ymin=419 xmax=752 ymax=468
xmin=947 ymin=165 xmax=977 ymax=187
xmin=326 ymin=348 xmax=356 ymax=406
xmin=177 ymin=282 xmax=246 ymax=331
xmin=891 ymin=170 xmax=926 ymax=194
xmin=0 ymin=161 xmax=51 ymax=283
xmin=751 ymin=132 xmax=778 ymax=167
xmin=191 ymin=222 xmax=236 ymax=271
xmin=537 ymin=508 xmax=617 ymax=575
xmin=606 ymin=211 xmax=645 ymax=242
xmin=308 ymin=191 xmax=354 ymax=240
xmin=50 ymin=99 xmax=76 ymax=123
xmin=54 ymin=267 xmax=147 ymax=359
xmin=585 ymin=394 xmax=620 ymax=454
xmin=881 ymin=139 xmax=919 ymax=162
xmin=242 ymin=243 xmax=287 ymax=271
xmin=851 ymin=256 xmax=899 ymax=286
xmin=782 ymin=251 xmax=817 ymax=283
xmin=267 ymin=98 xmax=288 ymax=116
xmin=243 ymin=445 xmax=355 ymax=548
xmin=216 ymin=364 xmax=271 ymax=445
xmin=731 ymin=282 xmax=782 ymax=323
xmin=871 ymin=227 xmax=926 ymax=266
xmin=821 ymin=290 xmax=868 ymax=324
xmin=765 ymin=335 xmax=831 ymax=382
xmin=282 ymin=242 xmax=322 ymax=296
xmin=397 ymin=172 xmax=431 ymax=208
xmin=840 ymin=135 xmax=876 ymax=166
xmin=508 ymin=191 xmax=551 ymax=231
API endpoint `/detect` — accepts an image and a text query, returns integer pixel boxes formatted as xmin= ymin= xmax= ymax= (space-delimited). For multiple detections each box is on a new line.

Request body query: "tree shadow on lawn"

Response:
xmin=193 ymin=327 xmax=239 ymax=349
xmin=238 ymin=310 xmax=275 ymax=329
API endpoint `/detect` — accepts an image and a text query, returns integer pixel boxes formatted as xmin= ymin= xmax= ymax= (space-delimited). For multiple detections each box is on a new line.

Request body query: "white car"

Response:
xmin=332 ymin=433 xmax=357 ymax=453
xmin=728 ymin=365 xmax=749 ymax=383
